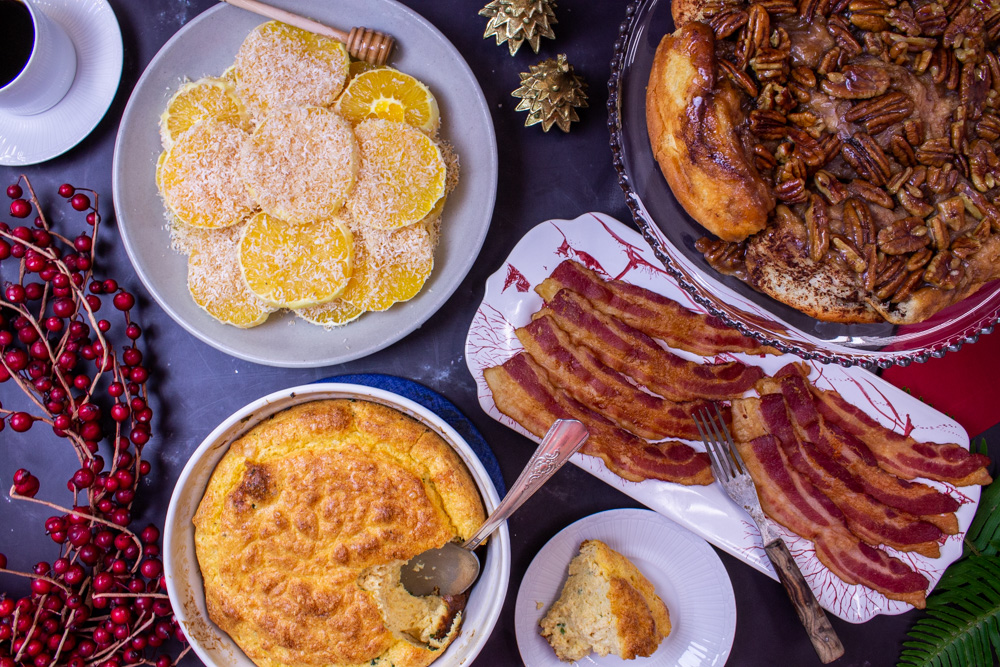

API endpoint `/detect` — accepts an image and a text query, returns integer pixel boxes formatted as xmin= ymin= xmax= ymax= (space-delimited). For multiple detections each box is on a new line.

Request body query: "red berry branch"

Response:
xmin=0 ymin=176 xmax=187 ymax=667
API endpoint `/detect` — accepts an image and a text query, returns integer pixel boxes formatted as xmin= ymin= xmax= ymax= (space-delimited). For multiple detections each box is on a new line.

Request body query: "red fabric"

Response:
xmin=881 ymin=331 xmax=1000 ymax=437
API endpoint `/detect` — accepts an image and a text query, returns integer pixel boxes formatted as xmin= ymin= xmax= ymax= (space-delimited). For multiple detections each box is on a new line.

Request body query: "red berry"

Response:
xmin=113 ymin=292 xmax=135 ymax=311
xmin=9 ymin=412 xmax=33 ymax=432
xmin=5 ymin=283 xmax=26 ymax=303
xmin=10 ymin=199 xmax=30 ymax=218
xmin=6 ymin=184 xmax=23 ymax=199
xmin=69 ymin=193 xmax=90 ymax=211
xmin=57 ymin=183 xmax=74 ymax=197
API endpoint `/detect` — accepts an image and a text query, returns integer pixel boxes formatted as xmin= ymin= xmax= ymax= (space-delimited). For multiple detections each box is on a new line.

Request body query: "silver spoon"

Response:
xmin=401 ymin=418 xmax=590 ymax=596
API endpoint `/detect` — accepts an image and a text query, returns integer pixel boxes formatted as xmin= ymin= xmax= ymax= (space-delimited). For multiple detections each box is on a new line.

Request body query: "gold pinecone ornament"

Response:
xmin=512 ymin=54 xmax=588 ymax=132
xmin=480 ymin=0 xmax=557 ymax=56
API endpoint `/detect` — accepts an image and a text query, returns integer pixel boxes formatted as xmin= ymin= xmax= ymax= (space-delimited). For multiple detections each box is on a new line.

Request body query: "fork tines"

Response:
xmin=692 ymin=404 xmax=747 ymax=482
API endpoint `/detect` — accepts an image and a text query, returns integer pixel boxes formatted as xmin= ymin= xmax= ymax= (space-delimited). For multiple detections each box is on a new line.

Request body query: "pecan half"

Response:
xmin=923 ymin=250 xmax=964 ymax=289
xmin=790 ymin=66 xmax=818 ymax=88
xmin=720 ymin=58 xmax=760 ymax=97
xmin=843 ymin=92 xmax=915 ymax=134
xmin=848 ymin=178 xmax=896 ymax=208
xmin=915 ymin=2 xmax=948 ymax=35
xmin=711 ymin=9 xmax=750 ymax=39
xmin=750 ymin=109 xmax=789 ymax=139
xmin=925 ymin=163 xmax=958 ymax=192
xmin=873 ymin=256 xmax=909 ymax=300
xmin=841 ymin=133 xmax=893 ymax=185
xmin=820 ymin=64 xmax=891 ymax=98
xmin=805 ymin=194 xmax=831 ymax=261
xmin=906 ymin=247 xmax=934 ymax=271
xmin=799 ymin=0 xmax=829 ymax=21
xmin=956 ymin=181 xmax=1000 ymax=222
xmin=829 ymin=15 xmax=864 ymax=55
xmin=898 ymin=188 xmax=936 ymax=217
xmin=844 ymin=197 xmax=877 ymax=247
xmin=877 ymin=216 xmax=931 ymax=254
xmin=738 ymin=4 xmax=771 ymax=66
xmin=698 ymin=237 xmax=748 ymax=275
xmin=930 ymin=45 xmax=961 ymax=89
xmin=927 ymin=214 xmax=951 ymax=249
xmin=886 ymin=2 xmax=921 ymax=36
xmin=812 ymin=170 xmax=848 ymax=204
xmin=976 ymin=113 xmax=1000 ymax=140
xmin=890 ymin=269 xmax=925 ymax=303
xmin=775 ymin=177 xmax=809 ymax=202
xmin=967 ymin=138 xmax=1000 ymax=191
xmin=753 ymin=143 xmax=779 ymax=171
xmin=890 ymin=135 xmax=919 ymax=166
xmin=915 ymin=136 xmax=955 ymax=166
xmin=817 ymin=46 xmax=842 ymax=76
xmin=933 ymin=196 xmax=965 ymax=231
xmin=960 ymin=62 xmax=991 ymax=119
xmin=751 ymin=47 xmax=791 ymax=83
xmin=757 ymin=0 xmax=798 ymax=16
xmin=850 ymin=0 xmax=890 ymax=31
xmin=832 ymin=235 xmax=869 ymax=272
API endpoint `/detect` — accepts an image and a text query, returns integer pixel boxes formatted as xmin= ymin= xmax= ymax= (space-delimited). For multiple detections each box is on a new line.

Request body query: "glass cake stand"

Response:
xmin=607 ymin=0 xmax=1000 ymax=368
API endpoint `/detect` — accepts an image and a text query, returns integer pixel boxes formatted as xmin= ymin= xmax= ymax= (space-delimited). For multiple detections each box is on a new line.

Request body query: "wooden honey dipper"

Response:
xmin=220 ymin=0 xmax=395 ymax=66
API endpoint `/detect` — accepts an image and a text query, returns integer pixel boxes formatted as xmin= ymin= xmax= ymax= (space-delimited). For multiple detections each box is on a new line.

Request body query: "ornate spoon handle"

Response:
xmin=463 ymin=419 xmax=589 ymax=550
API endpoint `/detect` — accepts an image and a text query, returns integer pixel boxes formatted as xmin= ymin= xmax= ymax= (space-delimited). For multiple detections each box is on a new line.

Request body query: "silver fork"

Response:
xmin=694 ymin=405 xmax=845 ymax=664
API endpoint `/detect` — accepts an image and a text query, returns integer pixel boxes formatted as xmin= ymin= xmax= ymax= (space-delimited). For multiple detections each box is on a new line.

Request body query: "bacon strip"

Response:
xmin=759 ymin=369 xmax=960 ymax=533
xmin=735 ymin=431 xmax=929 ymax=608
xmin=738 ymin=394 xmax=943 ymax=558
xmin=534 ymin=259 xmax=776 ymax=356
xmin=515 ymin=315 xmax=719 ymax=440
xmin=484 ymin=353 xmax=714 ymax=485
xmin=537 ymin=289 xmax=763 ymax=402
xmin=782 ymin=366 xmax=993 ymax=487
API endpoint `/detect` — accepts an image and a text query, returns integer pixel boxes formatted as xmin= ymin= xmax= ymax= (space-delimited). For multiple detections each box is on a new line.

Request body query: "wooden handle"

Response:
xmin=765 ymin=539 xmax=845 ymax=664
xmin=219 ymin=0 xmax=395 ymax=66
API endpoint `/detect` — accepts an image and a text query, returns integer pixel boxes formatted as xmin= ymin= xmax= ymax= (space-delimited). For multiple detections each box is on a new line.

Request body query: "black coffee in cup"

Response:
xmin=0 ymin=0 xmax=35 ymax=88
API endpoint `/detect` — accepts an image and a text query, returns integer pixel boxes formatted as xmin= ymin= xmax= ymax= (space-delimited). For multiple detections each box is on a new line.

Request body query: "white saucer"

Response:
xmin=515 ymin=509 xmax=737 ymax=667
xmin=0 ymin=0 xmax=123 ymax=165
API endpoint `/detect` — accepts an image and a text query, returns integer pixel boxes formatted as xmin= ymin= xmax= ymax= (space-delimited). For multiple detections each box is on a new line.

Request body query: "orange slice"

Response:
xmin=358 ymin=224 xmax=435 ymax=311
xmin=159 ymin=118 xmax=256 ymax=229
xmin=187 ymin=225 xmax=274 ymax=328
xmin=159 ymin=77 xmax=247 ymax=149
xmin=238 ymin=106 xmax=358 ymax=223
xmin=347 ymin=119 xmax=446 ymax=230
xmin=335 ymin=68 xmax=440 ymax=134
xmin=238 ymin=211 xmax=354 ymax=308
xmin=234 ymin=20 xmax=350 ymax=122
xmin=296 ymin=222 xmax=434 ymax=325
xmin=295 ymin=297 xmax=365 ymax=328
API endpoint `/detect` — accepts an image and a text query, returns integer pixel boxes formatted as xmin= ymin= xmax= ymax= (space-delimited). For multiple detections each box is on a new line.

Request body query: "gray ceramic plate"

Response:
xmin=112 ymin=0 xmax=497 ymax=367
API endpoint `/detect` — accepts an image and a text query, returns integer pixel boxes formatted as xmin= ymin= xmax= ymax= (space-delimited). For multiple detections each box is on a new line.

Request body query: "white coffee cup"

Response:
xmin=0 ymin=0 xmax=77 ymax=116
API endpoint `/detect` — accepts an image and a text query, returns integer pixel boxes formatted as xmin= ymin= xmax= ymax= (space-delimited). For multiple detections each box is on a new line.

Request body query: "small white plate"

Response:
xmin=0 ymin=0 xmax=123 ymax=165
xmin=515 ymin=509 xmax=737 ymax=667
xmin=113 ymin=0 xmax=497 ymax=367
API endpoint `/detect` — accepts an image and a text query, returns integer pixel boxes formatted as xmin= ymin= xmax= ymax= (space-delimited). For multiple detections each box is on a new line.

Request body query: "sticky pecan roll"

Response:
xmin=646 ymin=0 xmax=1000 ymax=324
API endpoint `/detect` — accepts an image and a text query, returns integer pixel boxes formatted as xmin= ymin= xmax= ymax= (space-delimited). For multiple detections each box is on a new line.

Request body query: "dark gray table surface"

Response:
xmin=2 ymin=1 xmax=997 ymax=666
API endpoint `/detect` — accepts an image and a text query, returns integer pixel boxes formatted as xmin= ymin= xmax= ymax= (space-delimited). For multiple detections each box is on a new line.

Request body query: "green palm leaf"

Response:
xmin=897 ymin=557 xmax=1000 ymax=667
xmin=897 ymin=439 xmax=999 ymax=667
